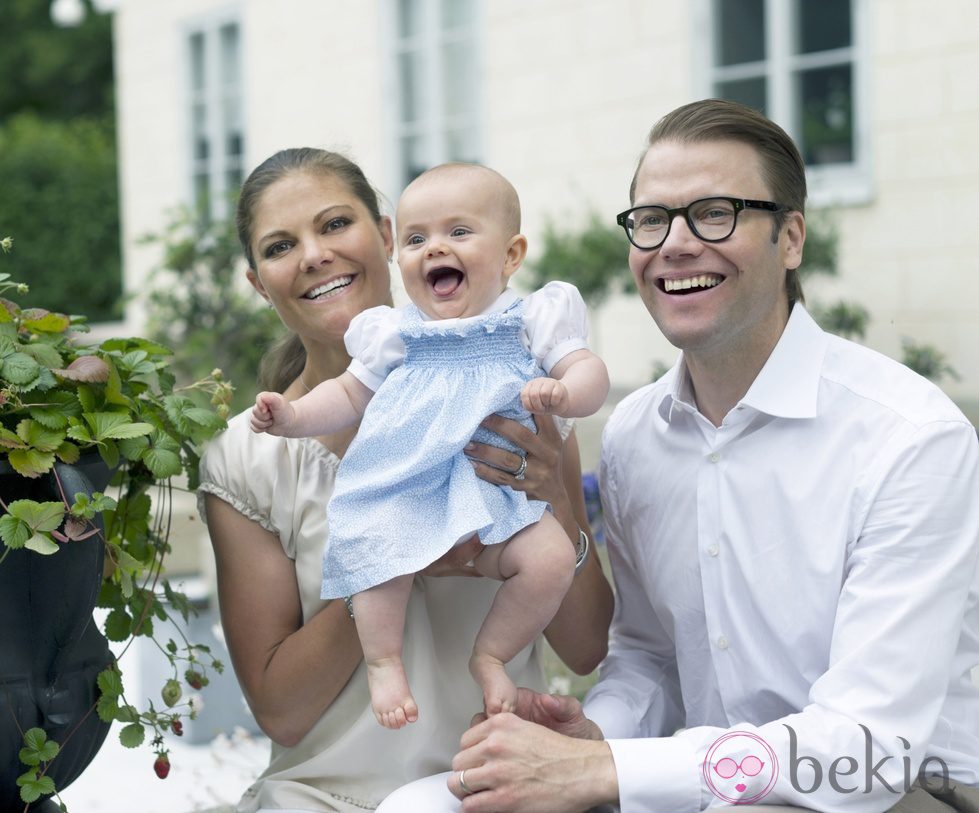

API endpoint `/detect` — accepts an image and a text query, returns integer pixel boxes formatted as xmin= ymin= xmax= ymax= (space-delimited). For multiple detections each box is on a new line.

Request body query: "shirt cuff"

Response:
xmin=540 ymin=338 xmax=589 ymax=375
xmin=606 ymin=736 xmax=702 ymax=813
xmin=346 ymin=358 xmax=384 ymax=392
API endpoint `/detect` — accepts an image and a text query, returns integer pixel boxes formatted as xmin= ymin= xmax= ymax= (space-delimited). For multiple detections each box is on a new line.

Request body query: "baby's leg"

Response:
xmin=351 ymin=574 xmax=418 ymax=729
xmin=470 ymin=511 xmax=576 ymax=715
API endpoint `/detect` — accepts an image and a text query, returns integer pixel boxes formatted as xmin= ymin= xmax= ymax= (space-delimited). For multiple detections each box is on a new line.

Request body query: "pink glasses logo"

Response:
xmin=703 ymin=731 xmax=779 ymax=805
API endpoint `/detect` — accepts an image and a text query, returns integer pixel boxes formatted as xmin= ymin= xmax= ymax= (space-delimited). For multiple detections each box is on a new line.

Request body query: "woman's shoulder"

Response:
xmin=198 ymin=409 xmax=339 ymax=532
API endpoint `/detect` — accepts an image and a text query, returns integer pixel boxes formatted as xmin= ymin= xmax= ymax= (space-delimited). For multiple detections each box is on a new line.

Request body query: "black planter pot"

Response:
xmin=0 ymin=454 xmax=115 ymax=811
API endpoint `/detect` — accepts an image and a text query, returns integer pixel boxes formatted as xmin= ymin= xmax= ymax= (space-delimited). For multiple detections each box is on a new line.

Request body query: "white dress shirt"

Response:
xmin=585 ymin=305 xmax=979 ymax=813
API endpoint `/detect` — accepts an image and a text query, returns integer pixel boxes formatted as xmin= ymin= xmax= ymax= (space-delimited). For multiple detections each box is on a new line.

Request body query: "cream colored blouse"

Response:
xmin=198 ymin=412 xmax=547 ymax=812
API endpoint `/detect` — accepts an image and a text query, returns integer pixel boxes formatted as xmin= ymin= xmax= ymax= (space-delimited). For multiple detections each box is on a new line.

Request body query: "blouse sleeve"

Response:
xmin=523 ymin=280 xmax=591 ymax=374
xmin=343 ymin=305 xmax=406 ymax=391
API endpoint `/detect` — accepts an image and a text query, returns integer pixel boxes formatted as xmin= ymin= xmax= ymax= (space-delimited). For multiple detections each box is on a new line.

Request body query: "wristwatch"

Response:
xmin=574 ymin=527 xmax=590 ymax=575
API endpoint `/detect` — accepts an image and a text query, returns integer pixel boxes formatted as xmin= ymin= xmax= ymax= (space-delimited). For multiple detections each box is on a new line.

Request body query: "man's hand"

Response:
xmin=448 ymin=711 xmax=617 ymax=812
xmin=469 ymin=688 xmax=602 ymax=741
xmin=521 ymin=377 xmax=571 ymax=415
xmin=250 ymin=391 xmax=296 ymax=435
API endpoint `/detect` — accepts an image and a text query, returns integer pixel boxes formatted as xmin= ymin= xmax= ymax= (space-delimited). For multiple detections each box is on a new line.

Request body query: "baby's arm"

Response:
xmin=250 ymin=372 xmax=374 ymax=437
xmin=521 ymin=349 xmax=610 ymax=418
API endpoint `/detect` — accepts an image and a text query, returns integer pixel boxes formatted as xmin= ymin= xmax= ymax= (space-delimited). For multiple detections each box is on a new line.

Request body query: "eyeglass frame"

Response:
xmin=616 ymin=196 xmax=786 ymax=250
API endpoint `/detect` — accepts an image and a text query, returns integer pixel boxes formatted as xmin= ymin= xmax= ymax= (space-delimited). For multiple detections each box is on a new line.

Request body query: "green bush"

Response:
xmin=141 ymin=207 xmax=283 ymax=413
xmin=0 ymin=113 xmax=121 ymax=322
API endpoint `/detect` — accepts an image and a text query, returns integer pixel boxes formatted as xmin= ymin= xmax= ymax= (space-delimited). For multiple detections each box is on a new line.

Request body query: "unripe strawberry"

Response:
xmin=184 ymin=669 xmax=206 ymax=690
xmin=153 ymin=753 xmax=170 ymax=779
xmin=161 ymin=678 xmax=182 ymax=707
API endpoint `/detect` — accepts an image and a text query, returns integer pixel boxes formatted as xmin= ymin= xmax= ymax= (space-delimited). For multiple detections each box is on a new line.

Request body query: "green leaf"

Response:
xmin=104 ymin=421 xmax=154 ymax=440
xmin=97 ymin=667 xmax=124 ymax=697
xmin=15 ymin=419 xmax=65 ymax=452
xmin=1 ymin=351 xmax=41 ymax=384
xmin=0 ymin=515 xmax=31 ymax=549
xmin=99 ymin=438 xmax=120 ymax=470
xmin=55 ymin=440 xmax=81 ymax=464
xmin=19 ymin=342 xmax=64 ymax=368
xmin=96 ymin=692 xmax=119 ymax=722
xmin=17 ymin=771 xmax=55 ymax=803
xmin=7 ymin=500 xmax=66 ymax=532
xmin=0 ymin=426 xmax=28 ymax=449
xmin=21 ymin=727 xmax=49 ymax=755
xmin=119 ymin=722 xmax=145 ymax=748
xmin=21 ymin=309 xmax=71 ymax=334
xmin=142 ymin=446 xmax=182 ymax=478
xmin=6 ymin=447 xmax=55 ymax=477
xmin=104 ymin=608 xmax=133 ymax=642
xmin=182 ymin=407 xmax=226 ymax=430
xmin=25 ymin=533 xmax=59 ymax=555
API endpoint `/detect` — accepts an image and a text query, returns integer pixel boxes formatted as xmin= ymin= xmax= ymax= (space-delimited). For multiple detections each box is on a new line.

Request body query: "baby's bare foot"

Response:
xmin=469 ymin=651 xmax=518 ymax=716
xmin=366 ymin=657 xmax=418 ymax=729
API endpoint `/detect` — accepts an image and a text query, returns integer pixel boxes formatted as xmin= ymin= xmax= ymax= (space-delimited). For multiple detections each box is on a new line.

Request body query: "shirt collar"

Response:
xmin=417 ymin=287 xmax=518 ymax=322
xmin=661 ymin=304 xmax=828 ymax=422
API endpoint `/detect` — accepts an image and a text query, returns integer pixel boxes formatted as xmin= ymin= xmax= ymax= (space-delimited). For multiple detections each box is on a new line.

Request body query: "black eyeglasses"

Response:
xmin=616 ymin=197 xmax=785 ymax=250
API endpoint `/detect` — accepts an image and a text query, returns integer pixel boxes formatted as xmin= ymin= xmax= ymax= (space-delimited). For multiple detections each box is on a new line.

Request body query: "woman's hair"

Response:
xmin=630 ymin=98 xmax=807 ymax=307
xmin=236 ymin=148 xmax=385 ymax=393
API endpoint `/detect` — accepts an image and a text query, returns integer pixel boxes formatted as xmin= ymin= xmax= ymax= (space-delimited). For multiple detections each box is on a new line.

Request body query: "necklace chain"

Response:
xmin=299 ymin=371 xmax=312 ymax=393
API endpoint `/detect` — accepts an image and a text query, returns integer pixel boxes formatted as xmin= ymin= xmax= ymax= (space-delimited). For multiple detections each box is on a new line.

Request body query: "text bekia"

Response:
xmin=786 ymin=724 xmax=950 ymax=794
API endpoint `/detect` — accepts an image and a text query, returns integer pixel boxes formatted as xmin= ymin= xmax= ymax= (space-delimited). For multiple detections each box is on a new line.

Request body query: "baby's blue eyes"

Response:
xmin=404 ymin=228 xmax=470 ymax=246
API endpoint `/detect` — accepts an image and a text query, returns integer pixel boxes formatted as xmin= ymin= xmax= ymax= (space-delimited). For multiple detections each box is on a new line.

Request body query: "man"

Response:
xmin=380 ymin=99 xmax=979 ymax=813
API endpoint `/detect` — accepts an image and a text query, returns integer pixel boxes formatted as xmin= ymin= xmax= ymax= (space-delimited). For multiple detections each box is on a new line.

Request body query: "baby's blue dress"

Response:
xmin=320 ymin=299 xmax=548 ymax=599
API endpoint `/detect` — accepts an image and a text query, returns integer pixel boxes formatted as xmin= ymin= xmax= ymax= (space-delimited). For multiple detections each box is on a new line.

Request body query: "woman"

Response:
xmin=197 ymin=147 xmax=613 ymax=812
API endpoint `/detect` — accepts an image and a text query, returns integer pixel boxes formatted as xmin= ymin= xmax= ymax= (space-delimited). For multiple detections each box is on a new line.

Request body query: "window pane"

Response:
xmin=398 ymin=51 xmax=422 ymax=124
xmin=220 ymin=23 xmax=240 ymax=86
xmin=442 ymin=39 xmax=475 ymax=116
xmin=797 ymin=0 xmax=850 ymax=54
xmin=716 ymin=77 xmax=767 ymax=116
xmin=797 ymin=64 xmax=853 ymax=165
xmin=400 ymin=135 xmax=427 ymax=187
xmin=714 ymin=0 xmax=765 ymax=66
xmin=442 ymin=0 xmax=475 ymax=29
xmin=190 ymin=32 xmax=205 ymax=92
xmin=397 ymin=0 xmax=422 ymax=38
xmin=446 ymin=126 xmax=479 ymax=164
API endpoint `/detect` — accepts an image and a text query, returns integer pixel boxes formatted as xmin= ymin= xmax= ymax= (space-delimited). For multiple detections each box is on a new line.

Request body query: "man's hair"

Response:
xmin=631 ymin=99 xmax=807 ymax=306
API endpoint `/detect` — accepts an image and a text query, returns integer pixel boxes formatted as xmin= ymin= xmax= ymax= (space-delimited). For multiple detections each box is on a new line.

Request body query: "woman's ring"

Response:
xmin=459 ymin=769 xmax=474 ymax=795
xmin=512 ymin=455 xmax=528 ymax=480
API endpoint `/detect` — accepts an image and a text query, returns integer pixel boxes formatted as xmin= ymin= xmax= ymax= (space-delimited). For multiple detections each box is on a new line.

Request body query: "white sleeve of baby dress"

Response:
xmin=343 ymin=305 xmax=406 ymax=391
xmin=522 ymin=280 xmax=590 ymax=374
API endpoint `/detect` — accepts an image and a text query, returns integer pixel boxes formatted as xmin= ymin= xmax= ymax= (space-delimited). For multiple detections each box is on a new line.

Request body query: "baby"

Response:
xmin=251 ymin=163 xmax=610 ymax=728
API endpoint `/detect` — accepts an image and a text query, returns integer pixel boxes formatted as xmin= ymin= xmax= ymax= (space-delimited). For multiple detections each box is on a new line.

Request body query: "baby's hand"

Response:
xmin=250 ymin=391 xmax=295 ymax=435
xmin=521 ymin=377 xmax=570 ymax=415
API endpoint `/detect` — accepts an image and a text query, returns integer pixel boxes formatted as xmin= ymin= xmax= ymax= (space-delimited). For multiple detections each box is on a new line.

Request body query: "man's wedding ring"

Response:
xmin=512 ymin=455 xmax=528 ymax=480
xmin=459 ymin=769 xmax=474 ymax=795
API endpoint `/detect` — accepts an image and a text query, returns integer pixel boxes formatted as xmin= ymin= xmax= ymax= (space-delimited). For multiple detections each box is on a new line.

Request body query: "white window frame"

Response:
xmin=180 ymin=7 xmax=246 ymax=223
xmin=694 ymin=0 xmax=872 ymax=208
xmin=381 ymin=0 xmax=485 ymax=199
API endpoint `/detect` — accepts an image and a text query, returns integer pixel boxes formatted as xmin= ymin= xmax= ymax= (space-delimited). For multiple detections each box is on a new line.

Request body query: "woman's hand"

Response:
xmin=464 ymin=414 xmax=569 ymax=514
xmin=419 ymin=535 xmax=486 ymax=578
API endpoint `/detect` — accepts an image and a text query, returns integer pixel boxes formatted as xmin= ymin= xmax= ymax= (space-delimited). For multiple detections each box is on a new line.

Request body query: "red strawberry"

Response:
xmin=154 ymin=753 xmax=170 ymax=779
xmin=171 ymin=720 xmax=183 ymax=736
xmin=185 ymin=670 xmax=205 ymax=690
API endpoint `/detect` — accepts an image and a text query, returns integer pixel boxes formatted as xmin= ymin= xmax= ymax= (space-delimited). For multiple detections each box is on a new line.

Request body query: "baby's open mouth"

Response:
xmin=427 ymin=267 xmax=465 ymax=297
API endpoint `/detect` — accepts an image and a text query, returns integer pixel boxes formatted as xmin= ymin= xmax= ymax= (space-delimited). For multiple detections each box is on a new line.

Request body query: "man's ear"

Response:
xmin=502 ymin=234 xmax=528 ymax=281
xmin=780 ymin=210 xmax=805 ymax=272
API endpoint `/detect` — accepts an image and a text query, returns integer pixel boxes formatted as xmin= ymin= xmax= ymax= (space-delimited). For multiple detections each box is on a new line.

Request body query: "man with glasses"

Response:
xmin=428 ymin=99 xmax=979 ymax=813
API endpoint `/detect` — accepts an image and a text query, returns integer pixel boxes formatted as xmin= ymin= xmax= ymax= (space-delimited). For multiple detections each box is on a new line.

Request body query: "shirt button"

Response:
xmin=717 ymin=636 xmax=729 ymax=650
xmin=709 ymin=452 xmax=720 ymax=463
xmin=707 ymin=544 xmax=719 ymax=557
